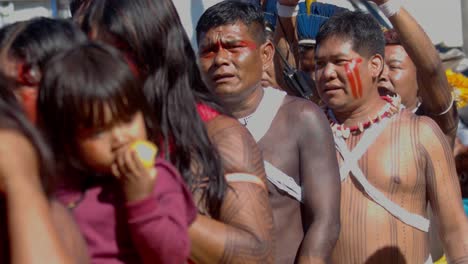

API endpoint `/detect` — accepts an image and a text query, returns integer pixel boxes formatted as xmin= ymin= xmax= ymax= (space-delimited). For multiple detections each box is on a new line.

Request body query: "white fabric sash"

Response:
xmin=244 ymin=87 xmax=286 ymax=142
xmin=242 ymin=88 xmax=303 ymax=202
xmin=334 ymin=116 xmax=430 ymax=232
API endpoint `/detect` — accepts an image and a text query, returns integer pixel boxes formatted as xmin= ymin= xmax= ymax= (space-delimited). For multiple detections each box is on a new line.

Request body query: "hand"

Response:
xmin=278 ymin=0 xmax=300 ymax=7
xmin=111 ymin=144 xmax=158 ymax=202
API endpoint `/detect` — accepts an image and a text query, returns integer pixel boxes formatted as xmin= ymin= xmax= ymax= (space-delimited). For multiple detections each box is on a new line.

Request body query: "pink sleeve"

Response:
xmin=125 ymin=158 xmax=197 ymax=264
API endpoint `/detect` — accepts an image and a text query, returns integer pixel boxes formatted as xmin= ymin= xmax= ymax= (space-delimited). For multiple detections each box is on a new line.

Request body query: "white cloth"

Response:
xmin=334 ymin=116 xmax=430 ymax=232
xmin=242 ymin=88 xmax=303 ymax=202
xmin=243 ymin=87 xmax=286 ymax=142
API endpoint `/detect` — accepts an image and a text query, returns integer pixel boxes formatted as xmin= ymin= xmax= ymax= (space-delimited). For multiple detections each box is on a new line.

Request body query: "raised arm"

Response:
xmin=273 ymin=0 xmax=301 ymax=93
xmin=189 ymin=118 xmax=274 ymax=263
xmin=0 ymin=130 xmax=77 ymax=264
xmin=297 ymin=101 xmax=341 ymax=264
xmin=375 ymin=0 xmax=457 ymax=146
xmin=419 ymin=117 xmax=468 ymax=263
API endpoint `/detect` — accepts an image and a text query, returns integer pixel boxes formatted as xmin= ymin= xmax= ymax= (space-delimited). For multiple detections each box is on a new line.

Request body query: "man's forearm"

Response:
xmin=298 ymin=221 xmax=340 ymax=264
xmin=189 ymin=214 xmax=273 ymax=263
xmin=390 ymin=8 xmax=452 ymax=112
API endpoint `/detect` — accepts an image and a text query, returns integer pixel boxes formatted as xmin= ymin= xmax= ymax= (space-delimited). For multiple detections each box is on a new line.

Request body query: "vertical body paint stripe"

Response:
xmin=353 ymin=59 xmax=363 ymax=98
xmin=345 ymin=63 xmax=358 ymax=98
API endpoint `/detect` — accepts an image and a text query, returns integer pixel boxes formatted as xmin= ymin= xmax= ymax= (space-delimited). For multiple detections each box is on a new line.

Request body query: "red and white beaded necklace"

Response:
xmin=326 ymin=95 xmax=402 ymax=139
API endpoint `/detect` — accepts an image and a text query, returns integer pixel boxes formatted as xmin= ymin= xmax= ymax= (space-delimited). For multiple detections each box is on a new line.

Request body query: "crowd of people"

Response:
xmin=0 ymin=0 xmax=467 ymax=263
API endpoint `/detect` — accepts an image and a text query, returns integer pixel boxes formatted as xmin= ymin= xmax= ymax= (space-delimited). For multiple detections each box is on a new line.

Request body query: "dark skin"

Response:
xmin=0 ymin=130 xmax=89 ymax=264
xmin=189 ymin=115 xmax=274 ymax=263
xmin=198 ymin=21 xmax=341 ymax=264
xmin=315 ymin=34 xmax=468 ymax=264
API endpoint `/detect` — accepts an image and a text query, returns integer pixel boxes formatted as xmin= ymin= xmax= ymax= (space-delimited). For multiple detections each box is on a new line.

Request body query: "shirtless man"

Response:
xmin=313 ymin=10 xmax=468 ymax=263
xmin=196 ymin=2 xmax=341 ymax=263
xmin=376 ymin=0 xmax=457 ymax=146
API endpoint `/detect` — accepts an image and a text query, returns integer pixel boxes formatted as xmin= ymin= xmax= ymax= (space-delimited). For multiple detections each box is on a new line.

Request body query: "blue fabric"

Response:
xmin=463 ymin=199 xmax=468 ymax=216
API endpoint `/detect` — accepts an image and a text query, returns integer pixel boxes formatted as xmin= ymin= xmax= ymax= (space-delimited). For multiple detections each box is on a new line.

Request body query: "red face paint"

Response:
xmin=344 ymin=58 xmax=363 ymax=99
xmin=200 ymin=39 xmax=257 ymax=59
xmin=237 ymin=40 xmax=257 ymax=50
xmin=18 ymin=88 xmax=38 ymax=124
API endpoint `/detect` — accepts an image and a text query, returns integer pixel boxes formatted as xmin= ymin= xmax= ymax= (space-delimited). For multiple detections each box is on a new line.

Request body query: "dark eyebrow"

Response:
xmin=387 ymin=59 xmax=403 ymax=64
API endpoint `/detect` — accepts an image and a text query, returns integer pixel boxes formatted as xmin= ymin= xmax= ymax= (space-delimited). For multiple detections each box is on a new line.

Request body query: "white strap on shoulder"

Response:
xmin=245 ymin=88 xmax=286 ymax=142
xmin=334 ymin=116 xmax=430 ymax=232
xmin=264 ymin=161 xmax=302 ymax=202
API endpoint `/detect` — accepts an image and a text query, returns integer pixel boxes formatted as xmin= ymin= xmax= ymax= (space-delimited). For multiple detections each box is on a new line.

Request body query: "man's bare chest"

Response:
xmin=336 ymin=132 xmax=426 ymax=194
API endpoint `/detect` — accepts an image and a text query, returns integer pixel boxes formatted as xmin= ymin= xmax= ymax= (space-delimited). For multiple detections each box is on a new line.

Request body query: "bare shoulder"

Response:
xmin=281 ymin=95 xmax=331 ymax=136
xmin=50 ymin=200 xmax=89 ymax=264
xmin=396 ymin=110 xmax=450 ymax=149
xmin=204 ymin=114 xmax=266 ymax=178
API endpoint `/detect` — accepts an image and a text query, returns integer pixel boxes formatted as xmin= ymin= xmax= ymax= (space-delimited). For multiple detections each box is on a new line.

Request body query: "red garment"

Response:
xmin=196 ymin=103 xmax=219 ymax=122
xmin=56 ymin=158 xmax=196 ymax=264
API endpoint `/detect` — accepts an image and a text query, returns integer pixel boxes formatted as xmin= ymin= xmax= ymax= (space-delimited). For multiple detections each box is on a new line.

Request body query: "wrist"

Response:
xmin=378 ymin=0 xmax=402 ymax=18
xmin=277 ymin=2 xmax=299 ymax=17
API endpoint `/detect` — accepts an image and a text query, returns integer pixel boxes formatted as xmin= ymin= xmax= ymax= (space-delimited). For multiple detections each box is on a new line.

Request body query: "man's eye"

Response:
xmin=335 ymin=59 xmax=349 ymax=65
xmin=389 ymin=65 xmax=402 ymax=70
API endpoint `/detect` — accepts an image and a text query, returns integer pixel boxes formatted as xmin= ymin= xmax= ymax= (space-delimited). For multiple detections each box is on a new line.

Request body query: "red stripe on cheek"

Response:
xmin=345 ymin=63 xmax=358 ymax=98
xmin=352 ymin=58 xmax=363 ymax=98
xmin=18 ymin=89 xmax=38 ymax=124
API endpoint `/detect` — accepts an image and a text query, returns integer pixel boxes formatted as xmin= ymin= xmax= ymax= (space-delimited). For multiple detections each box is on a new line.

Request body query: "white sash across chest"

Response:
xmin=333 ymin=115 xmax=430 ymax=233
xmin=241 ymin=88 xmax=303 ymax=202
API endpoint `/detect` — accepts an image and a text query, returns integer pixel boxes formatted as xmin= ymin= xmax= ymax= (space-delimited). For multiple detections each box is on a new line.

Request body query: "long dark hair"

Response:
xmin=0 ymin=17 xmax=87 ymax=78
xmin=0 ymin=75 xmax=55 ymax=196
xmin=77 ymin=0 xmax=227 ymax=218
xmin=37 ymin=42 xmax=157 ymax=177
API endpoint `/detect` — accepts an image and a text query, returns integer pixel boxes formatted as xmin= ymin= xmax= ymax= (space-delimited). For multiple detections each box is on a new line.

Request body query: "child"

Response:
xmin=37 ymin=42 xmax=197 ymax=264
xmin=0 ymin=78 xmax=88 ymax=264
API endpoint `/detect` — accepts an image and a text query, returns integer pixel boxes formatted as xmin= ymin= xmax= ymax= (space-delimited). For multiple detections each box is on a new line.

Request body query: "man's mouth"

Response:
xmin=212 ymin=73 xmax=235 ymax=83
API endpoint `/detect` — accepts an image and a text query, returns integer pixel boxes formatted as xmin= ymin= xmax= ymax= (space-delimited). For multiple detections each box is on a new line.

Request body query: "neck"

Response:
xmin=404 ymin=97 xmax=420 ymax=112
xmin=332 ymin=94 xmax=387 ymax=127
xmin=225 ymin=86 xmax=265 ymax=118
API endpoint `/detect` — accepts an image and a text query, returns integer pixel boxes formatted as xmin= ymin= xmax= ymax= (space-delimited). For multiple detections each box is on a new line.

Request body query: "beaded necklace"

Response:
xmin=326 ymin=95 xmax=402 ymax=139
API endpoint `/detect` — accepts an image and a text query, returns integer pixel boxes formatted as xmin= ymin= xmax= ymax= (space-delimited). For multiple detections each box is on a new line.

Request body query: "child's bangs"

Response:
xmin=75 ymin=91 xmax=139 ymax=129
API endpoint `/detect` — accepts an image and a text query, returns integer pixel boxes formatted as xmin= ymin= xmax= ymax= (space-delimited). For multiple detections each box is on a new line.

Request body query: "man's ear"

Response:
xmin=369 ymin=53 xmax=384 ymax=79
xmin=261 ymin=40 xmax=275 ymax=72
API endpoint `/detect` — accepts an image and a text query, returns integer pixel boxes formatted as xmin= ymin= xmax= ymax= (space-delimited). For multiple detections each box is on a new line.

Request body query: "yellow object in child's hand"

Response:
xmin=306 ymin=0 xmax=315 ymax=16
xmin=130 ymin=140 xmax=158 ymax=169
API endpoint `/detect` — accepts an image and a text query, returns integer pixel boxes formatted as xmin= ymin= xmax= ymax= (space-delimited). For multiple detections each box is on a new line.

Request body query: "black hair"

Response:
xmin=0 ymin=74 xmax=55 ymax=196
xmin=0 ymin=17 xmax=87 ymax=75
xmin=196 ymin=0 xmax=267 ymax=45
xmin=38 ymin=42 xmax=156 ymax=176
xmin=77 ymin=0 xmax=228 ymax=218
xmin=384 ymin=28 xmax=402 ymax=45
xmin=316 ymin=11 xmax=385 ymax=58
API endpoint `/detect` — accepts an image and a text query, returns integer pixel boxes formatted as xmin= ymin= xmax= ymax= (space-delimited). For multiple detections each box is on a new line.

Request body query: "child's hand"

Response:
xmin=111 ymin=145 xmax=158 ymax=202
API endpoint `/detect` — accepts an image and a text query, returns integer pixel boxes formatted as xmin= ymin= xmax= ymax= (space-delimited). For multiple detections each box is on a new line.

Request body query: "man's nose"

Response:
xmin=379 ymin=64 xmax=390 ymax=82
xmin=322 ymin=62 xmax=337 ymax=80
xmin=213 ymin=47 xmax=230 ymax=66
